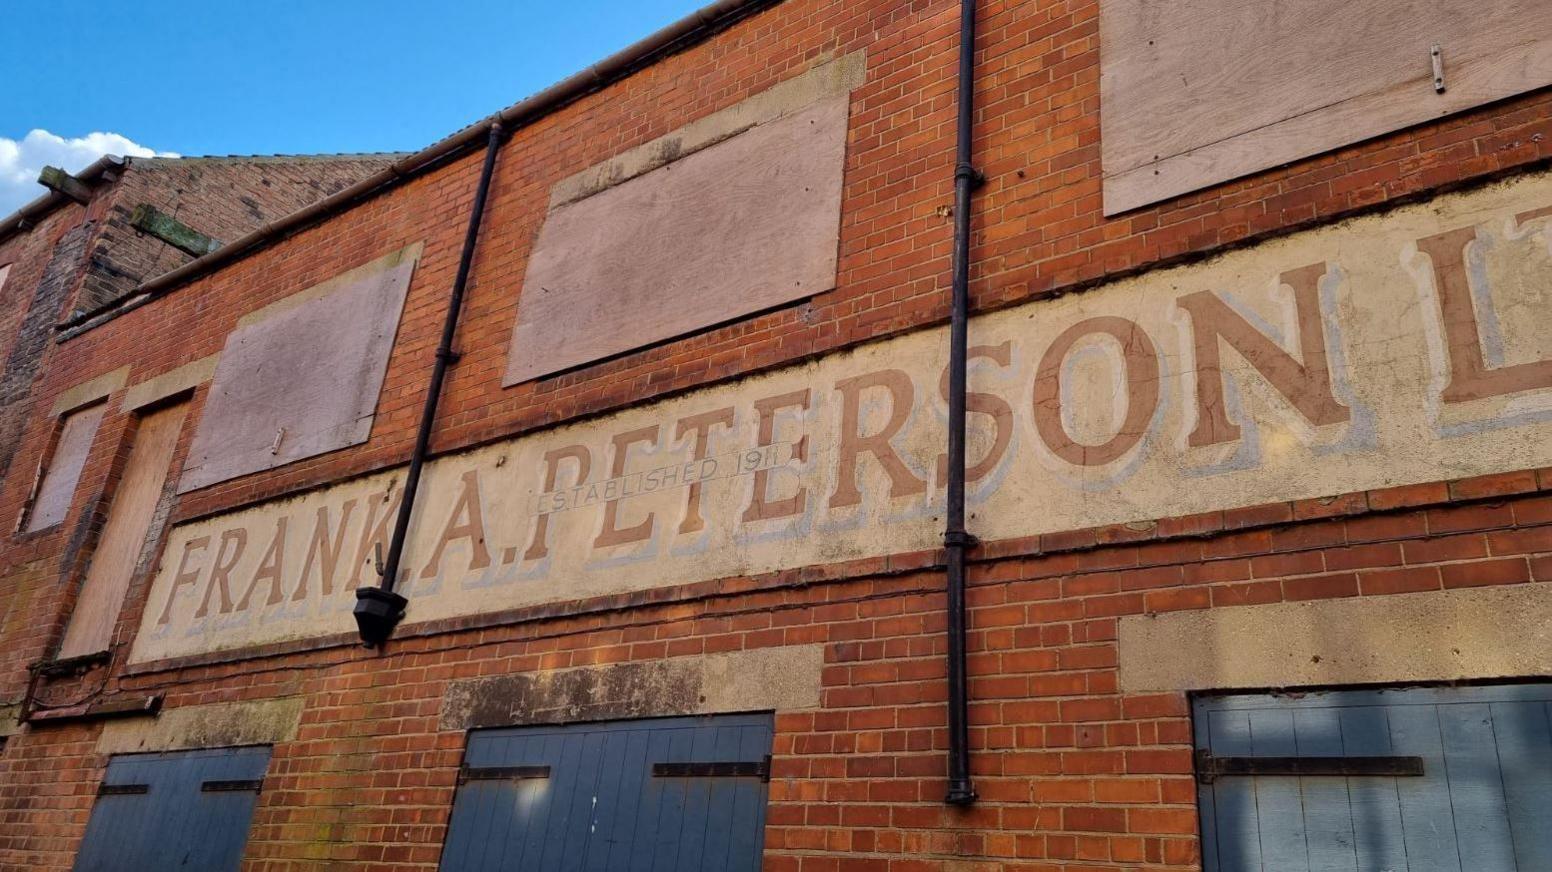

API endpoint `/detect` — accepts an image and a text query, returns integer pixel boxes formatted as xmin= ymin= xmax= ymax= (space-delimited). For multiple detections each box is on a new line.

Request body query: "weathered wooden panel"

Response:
xmin=58 ymin=401 xmax=187 ymax=659
xmin=504 ymin=97 xmax=849 ymax=384
xmin=178 ymin=248 xmax=417 ymax=493
xmin=1101 ymin=0 xmax=1552 ymax=213
xmin=1196 ymin=685 xmax=1552 ymax=872
xmin=440 ymin=714 xmax=772 ymax=872
xmin=134 ymin=170 xmax=1552 ymax=664
xmin=25 ymin=403 xmax=105 ymax=532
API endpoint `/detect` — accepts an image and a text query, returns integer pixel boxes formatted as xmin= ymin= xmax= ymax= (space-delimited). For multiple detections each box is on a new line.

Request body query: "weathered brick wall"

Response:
xmin=0 ymin=209 xmax=81 ymax=371
xmin=0 ymin=155 xmax=397 ymax=497
xmin=0 ymin=211 xmax=95 ymax=484
xmin=2 ymin=474 xmax=1549 ymax=869
xmin=72 ymin=155 xmax=401 ymax=320
xmin=0 ymin=0 xmax=1550 ymax=869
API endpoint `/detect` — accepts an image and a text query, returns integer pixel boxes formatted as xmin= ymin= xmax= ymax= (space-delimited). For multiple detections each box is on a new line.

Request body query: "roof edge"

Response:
xmin=56 ymin=0 xmax=784 ymax=335
xmin=0 ymin=155 xmax=125 ymax=247
xmin=130 ymin=152 xmax=410 ymax=167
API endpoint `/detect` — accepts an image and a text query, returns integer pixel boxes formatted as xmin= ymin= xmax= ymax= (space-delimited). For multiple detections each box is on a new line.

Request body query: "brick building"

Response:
xmin=2 ymin=0 xmax=1552 ymax=869
xmin=0 ymin=152 xmax=403 ymax=494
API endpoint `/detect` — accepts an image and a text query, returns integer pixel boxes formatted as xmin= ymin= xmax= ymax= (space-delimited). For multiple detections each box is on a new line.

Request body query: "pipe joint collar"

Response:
xmin=945 ymin=781 xmax=979 ymax=806
xmin=943 ymin=530 xmax=978 ymax=549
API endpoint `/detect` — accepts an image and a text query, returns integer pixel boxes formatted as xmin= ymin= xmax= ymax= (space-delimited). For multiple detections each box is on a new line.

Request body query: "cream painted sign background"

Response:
xmin=133 ymin=171 xmax=1552 ymax=664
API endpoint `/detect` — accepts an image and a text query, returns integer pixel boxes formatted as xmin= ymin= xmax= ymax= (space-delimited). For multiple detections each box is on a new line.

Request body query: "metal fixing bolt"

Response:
xmin=1432 ymin=44 xmax=1446 ymax=94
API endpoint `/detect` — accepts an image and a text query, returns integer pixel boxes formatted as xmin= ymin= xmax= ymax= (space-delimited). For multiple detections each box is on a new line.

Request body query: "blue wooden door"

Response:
xmin=1196 ymin=684 xmax=1552 ymax=872
xmin=440 ymin=713 xmax=774 ymax=872
xmin=73 ymin=746 xmax=271 ymax=872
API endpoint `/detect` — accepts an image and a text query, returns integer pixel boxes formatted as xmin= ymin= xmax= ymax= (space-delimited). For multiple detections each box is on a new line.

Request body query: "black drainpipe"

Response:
xmin=944 ymin=0 xmax=982 ymax=807
xmin=354 ymin=122 xmax=505 ymax=648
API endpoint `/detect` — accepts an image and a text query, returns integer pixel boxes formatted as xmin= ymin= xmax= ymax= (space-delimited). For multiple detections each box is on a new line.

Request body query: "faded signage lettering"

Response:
xmin=132 ymin=171 xmax=1552 ymax=663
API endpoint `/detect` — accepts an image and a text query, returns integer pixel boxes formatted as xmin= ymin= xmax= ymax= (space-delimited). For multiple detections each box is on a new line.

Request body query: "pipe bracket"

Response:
xmin=954 ymin=163 xmax=986 ymax=189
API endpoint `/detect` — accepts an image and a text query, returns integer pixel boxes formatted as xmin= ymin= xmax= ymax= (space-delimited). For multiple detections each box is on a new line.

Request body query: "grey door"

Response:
xmin=1196 ymin=683 xmax=1552 ymax=872
xmin=440 ymin=713 xmax=774 ymax=872
xmin=73 ymin=746 xmax=271 ymax=872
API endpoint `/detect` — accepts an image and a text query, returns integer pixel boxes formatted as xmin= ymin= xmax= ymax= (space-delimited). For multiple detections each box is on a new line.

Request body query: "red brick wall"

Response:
xmin=72 ymin=154 xmax=402 ymax=320
xmin=3 ymin=473 xmax=1549 ymax=869
xmin=1 ymin=0 xmax=1550 ymax=868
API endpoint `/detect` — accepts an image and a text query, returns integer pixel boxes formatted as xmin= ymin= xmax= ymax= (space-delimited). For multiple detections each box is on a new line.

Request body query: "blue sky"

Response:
xmin=0 ymin=0 xmax=707 ymax=213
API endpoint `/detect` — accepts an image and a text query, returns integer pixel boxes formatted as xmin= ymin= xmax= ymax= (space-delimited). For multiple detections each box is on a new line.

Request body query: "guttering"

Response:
xmin=353 ymin=124 xmax=505 ymax=648
xmin=943 ymin=0 xmax=984 ymax=807
xmin=57 ymin=0 xmax=784 ymax=335
xmin=0 ymin=156 xmax=125 ymax=244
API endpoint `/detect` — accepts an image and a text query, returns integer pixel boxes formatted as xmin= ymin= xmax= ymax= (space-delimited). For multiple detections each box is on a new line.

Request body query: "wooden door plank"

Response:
xmin=1493 ymin=701 xmax=1552 ymax=869
xmin=591 ymin=728 xmax=652 ymax=872
xmin=629 ymin=728 xmax=677 ymax=872
xmin=1338 ymin=706 xmax=1410 ymax=870
xmin=515 ymin=733 xmax=568 ymax=870
xmin=1247 ymin=707 xmax=1311 ymax=872
xmin=1292 ymin=707 xmax=1359 ymax=872
xmin=1388 ymin=703 xmax=1465 ymax=872
xmin=1439 ymin=702 xmax=1516 ymax=870
xmin=552 ymin=731 xmax=608 ymax=872
xmin=648 ymin=727 xmax=697 ymax=872
xmin=1205 ymin=708 xmax=1264 ymax=870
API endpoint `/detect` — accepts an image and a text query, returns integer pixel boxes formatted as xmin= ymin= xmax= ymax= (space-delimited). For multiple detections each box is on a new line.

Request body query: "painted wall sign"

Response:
xmin=133 ymin=171 xmax=1552 ymax=664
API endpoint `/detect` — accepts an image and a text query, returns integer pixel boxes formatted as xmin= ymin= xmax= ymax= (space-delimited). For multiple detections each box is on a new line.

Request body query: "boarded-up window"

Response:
xmin=58 ymin=401 xmax=187 ymax=659
xmin=23 ymin=402 xmax=105 ymax=532
xmin=75 ymin=747 xmax=270 ymax=872
xmin=503 ymin=97 xmax=849 ymax=384
xmin=441 ymin=714 xmax=775 ymax=871
xmin=1100 ymin=0 xmax=1552 ymax=214
xmin=178 ymin=251 xmax=416 ymax=493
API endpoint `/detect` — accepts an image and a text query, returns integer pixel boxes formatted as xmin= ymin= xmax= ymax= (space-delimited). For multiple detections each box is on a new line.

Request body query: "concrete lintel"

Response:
xmin=122 ymin=355 xmax=220 ymax=412
xmin=1119 ymin=585 xmax=1552 ymax=693
xmin=50 ymin=366 xmax=131 ymax=416
xmin=95 ymin=697 xmax=305 ymax=755
xmin=129 ymin=204 xmax=221 ymax=258
xmin=440 ymin=644 xmax=825 ymax=731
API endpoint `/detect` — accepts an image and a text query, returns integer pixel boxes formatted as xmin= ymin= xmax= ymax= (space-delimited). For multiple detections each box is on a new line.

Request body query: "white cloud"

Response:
xmin=0 ymin=129 xmax=179 ymax=217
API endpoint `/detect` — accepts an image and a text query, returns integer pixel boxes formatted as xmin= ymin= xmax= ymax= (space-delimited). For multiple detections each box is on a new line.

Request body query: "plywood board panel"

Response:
xmin=178 ymin=253 xmax=415 ymax=493
xmin=1101 ymin=0 xmax=1552 ymax=214
xmin=58 ymin=401 xmax=187 ymax=659
xmin=25 ymin=403 xmax=105 ymax=532
xmin=504 ymin=96 xmax=849 ymax=385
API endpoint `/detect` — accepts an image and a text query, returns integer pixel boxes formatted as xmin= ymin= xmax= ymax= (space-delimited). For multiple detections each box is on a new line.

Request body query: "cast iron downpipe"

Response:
xmin=354 ymin=122 xmax=505 ymax=648
xmin=944 ymin=0 xmax=982 ymax=807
